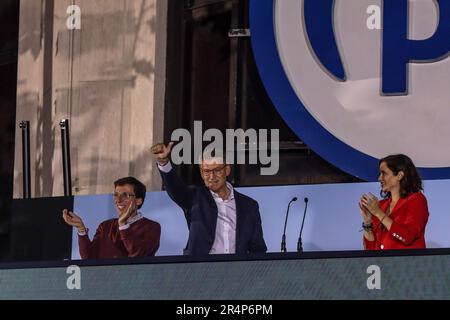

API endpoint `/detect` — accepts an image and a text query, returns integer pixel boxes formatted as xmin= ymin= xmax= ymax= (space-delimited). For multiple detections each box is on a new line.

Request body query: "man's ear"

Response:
xmin=135 ymin=198 xmax=143 ymax=208
xmin=225 ymin=165 xmax=231 ymax=177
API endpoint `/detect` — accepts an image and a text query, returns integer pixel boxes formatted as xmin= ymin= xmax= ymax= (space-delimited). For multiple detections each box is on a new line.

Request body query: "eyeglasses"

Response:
xmin=113 ymin=192 xmax=136 ymax=200
xmin=201 ymin=165 xmax=226 ymax=177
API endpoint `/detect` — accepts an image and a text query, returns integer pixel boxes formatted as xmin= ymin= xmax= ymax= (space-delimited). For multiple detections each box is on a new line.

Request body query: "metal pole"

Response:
xmin=19 ymin=121 xmax=31 ymax=199
xmin=60 ymin=119 xmax=72 ymax=196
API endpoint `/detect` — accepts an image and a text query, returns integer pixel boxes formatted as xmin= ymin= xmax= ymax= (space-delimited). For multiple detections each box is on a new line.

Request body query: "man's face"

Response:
xmin=113 ymin=184 xmax=142 ymax=216
xmin=200 ymin=159 xmax=231 ymax=193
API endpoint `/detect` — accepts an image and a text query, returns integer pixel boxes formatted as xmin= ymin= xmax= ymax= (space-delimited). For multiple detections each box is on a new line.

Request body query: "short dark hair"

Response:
xmin=379 ymin=154 xmax=423 ymax=199
xmin=114 ymin=177 xmax=146 ymax=209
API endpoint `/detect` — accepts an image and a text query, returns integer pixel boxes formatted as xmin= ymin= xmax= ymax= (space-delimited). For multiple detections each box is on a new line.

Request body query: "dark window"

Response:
xmin=0 ymin=0 xmax=20 ymax=261
xmin=165 ymin=0 xmax=362 ymax=187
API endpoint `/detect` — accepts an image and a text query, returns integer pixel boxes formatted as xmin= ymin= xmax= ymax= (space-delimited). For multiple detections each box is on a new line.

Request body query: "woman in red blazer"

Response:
xmin=359 ymin=154 xmax=429 ymax=250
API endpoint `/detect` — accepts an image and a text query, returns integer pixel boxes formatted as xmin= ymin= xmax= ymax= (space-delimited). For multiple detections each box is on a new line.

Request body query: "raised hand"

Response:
xmin=118 ymin=201 xmax=136 ymax=227
xmin=151 ymin=142 xmax=174 ymax=165
xmin=62 ymin=209 xmax=86 ymax=233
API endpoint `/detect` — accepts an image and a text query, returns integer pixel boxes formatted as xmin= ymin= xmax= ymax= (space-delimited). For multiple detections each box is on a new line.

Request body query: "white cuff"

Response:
xmin=158 ymin=161 xmax=173 ymax=173
xmin=77 ymin=230 xmax=87 ymax=236
xmin=119 ymin=224 xmax=130 ymax=231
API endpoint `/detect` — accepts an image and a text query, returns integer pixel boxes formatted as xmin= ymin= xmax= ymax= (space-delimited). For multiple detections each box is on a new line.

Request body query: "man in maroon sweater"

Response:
xmin=62 ymin=177 xmax=161 ymax=259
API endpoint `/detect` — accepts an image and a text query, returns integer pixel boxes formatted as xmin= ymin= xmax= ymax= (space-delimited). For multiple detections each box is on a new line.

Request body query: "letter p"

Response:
xmin=382 ymin=0 xmax=450 ymax=95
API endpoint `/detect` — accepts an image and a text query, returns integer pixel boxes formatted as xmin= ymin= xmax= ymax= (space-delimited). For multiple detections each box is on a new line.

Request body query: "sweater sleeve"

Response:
xmin=78 ymin=223 xmax=103 ymax=259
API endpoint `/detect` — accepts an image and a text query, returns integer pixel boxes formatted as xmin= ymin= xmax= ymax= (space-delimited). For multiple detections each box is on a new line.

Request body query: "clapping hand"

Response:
xmin=358 ymin=200 xmax=372 ymax=224
xmin=360 ymin=193 xmax=382 ymax=216
xmin=62 ymin=209 xmax=86 ymax=233
xmin=118 ymin=201 xmax=136 ymax=227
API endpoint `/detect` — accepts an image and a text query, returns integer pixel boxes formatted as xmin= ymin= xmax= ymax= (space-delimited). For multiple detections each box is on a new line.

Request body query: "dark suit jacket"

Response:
xmin=159 ymin=166 xmax=267 ymax=256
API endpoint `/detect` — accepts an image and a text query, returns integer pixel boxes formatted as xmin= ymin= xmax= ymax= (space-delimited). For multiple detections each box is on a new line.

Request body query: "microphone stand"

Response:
xmin=297 ymin=197 xmax=309 ymax=253
xmin=281 ymin=197 xmax=297 ymax=252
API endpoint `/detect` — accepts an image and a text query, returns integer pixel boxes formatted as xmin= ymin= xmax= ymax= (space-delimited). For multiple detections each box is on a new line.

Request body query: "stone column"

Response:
xmin=14 ymin=0 xmax=166 ymax=198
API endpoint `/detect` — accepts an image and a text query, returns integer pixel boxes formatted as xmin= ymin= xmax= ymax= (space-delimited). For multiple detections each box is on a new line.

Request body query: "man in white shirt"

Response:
xmin=151 ymin=142 xmax=267 ymax=256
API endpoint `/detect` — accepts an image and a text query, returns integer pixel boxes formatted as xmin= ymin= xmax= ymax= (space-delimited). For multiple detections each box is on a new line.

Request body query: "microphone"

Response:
xmin=281 ymin=197 xmax=297 ymax=253
xmin=297 ymin=197 xmax=309 ymax=253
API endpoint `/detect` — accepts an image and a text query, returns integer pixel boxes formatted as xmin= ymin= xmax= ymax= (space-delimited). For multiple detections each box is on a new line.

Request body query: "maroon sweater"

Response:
xmin=78 ymin=217 xmax=161 ymax=259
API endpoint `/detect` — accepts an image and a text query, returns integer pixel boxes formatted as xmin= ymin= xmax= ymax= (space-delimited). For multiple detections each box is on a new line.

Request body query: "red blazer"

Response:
xmin=364 ymin=192 xmax=429 ymax=250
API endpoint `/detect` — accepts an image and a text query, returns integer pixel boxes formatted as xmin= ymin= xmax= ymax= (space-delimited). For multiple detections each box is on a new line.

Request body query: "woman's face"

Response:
xmin=378 ymin=161 xmax=402 ymax=193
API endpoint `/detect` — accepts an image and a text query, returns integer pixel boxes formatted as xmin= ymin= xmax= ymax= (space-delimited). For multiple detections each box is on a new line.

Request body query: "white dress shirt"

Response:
xmin=118 ymin=212 xmax=144 ymax=230
xmin=209 ymin=182 xmax=236 ymax=254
